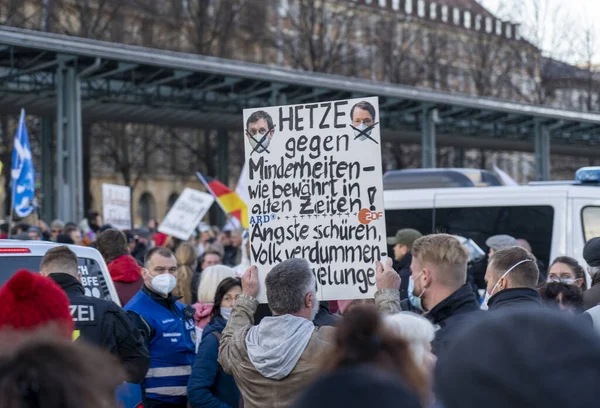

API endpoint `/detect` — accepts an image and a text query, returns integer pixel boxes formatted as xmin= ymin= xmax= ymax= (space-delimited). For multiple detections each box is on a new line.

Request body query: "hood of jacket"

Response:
xmin=488 ymin=288 xmax=543 ymax=311
xmin=246 ymin=314 xmax=315 ymax=380
xmin=201 ymin=316 xmax=227 ymax=341
xmin=107 ymin=254 xmax=141 ymax=283
xmin=193 ymin=302 xmax=214 ymax=328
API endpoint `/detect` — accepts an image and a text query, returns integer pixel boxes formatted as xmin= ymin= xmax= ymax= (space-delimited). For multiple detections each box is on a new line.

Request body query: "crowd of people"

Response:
xmin=0 ymin=212 xmax=600 ymax=407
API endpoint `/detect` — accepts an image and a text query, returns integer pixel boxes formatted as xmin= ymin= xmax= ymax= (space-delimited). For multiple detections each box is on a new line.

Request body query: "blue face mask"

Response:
xmin=408 ymin=272 xmax=426 ymax=311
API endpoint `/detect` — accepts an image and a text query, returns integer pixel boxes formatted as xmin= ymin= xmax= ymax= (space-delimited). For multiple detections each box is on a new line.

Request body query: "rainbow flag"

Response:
xmin=196 ymin=172 xmax=248 ymax=229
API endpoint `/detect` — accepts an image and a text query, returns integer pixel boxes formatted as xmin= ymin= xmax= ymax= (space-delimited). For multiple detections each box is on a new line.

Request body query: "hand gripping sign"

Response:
xmin=243 ymin=97 xmax=387 ymax=302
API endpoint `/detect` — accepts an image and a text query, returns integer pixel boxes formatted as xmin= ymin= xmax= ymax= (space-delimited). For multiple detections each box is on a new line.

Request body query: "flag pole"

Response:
xmin=8 ymin=109 xmax=25 ymax=239
xmin=8 ymin=185 xmax=14 ymax=238
xmin=196 ymin=171 xmax=229 ymax=216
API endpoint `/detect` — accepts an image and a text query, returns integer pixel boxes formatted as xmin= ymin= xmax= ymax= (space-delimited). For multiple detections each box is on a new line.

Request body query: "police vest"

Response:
xmin=125 ymin=290 xmax=196 ymax=404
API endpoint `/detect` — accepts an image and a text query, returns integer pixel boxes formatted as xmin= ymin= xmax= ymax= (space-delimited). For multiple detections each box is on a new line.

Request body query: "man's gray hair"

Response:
xmin=265 ymin=258 xmax=315 ymax=314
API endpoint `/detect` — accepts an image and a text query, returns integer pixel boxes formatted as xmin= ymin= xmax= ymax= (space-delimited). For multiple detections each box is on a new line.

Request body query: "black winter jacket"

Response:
xmin=50 ymin=273 xmax=150 ymax=383
xmin=427 ymin=284 xmax=482 ymax=357
xmin=487 ymin=288 xmax=543 ymax=312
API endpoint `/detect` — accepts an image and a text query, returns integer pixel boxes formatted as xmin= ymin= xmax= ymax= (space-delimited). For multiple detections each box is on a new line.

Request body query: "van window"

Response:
xmin=386 ymin=205 xmax=554 ymax=265
xmin=0 ymin=256 xmax=113 ymax=301
xmin=582 ymin=206 xmax=600 ymax=241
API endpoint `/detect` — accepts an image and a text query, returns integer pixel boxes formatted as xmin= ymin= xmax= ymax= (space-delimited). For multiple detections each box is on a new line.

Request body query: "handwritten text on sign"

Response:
xmin=102 ymin=184 xmax=132 ymax=231
xmin=158 ymin=188 xmax=215 ymax=241
xmin=243 ymin=97 xmax=386 ymax=302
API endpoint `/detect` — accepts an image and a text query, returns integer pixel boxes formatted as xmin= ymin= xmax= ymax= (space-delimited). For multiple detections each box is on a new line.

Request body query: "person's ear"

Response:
xmin=499 ymin=276 xmax=508 ymax=291
xmin=575 ymin=278 xmax=585 ymax=288
xmin=268 ymin=129 xmax=275 ymax=139
xmin=422 ymin=268 xmax=432 ymax=288
xmin=305 ymin=292 xmax=314 ymax=309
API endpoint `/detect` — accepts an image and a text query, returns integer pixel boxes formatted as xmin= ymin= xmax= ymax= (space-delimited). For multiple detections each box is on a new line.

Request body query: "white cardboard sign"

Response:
xmin=243 ymin=97 xmax=387 ymax=302
xmin=102 ymin=184 xmax=132 ymax=231
xmin=158 ymin=188 xmax=214 ymax=240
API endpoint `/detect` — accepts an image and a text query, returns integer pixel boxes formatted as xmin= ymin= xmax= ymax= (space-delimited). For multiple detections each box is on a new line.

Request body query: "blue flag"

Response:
xmin=11 ymin=109 xmax=35 ymax=218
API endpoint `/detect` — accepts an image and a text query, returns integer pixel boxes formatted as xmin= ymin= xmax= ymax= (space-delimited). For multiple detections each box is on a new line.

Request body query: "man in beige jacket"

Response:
xmin=219 ymin=258 xmax=401 ymax=407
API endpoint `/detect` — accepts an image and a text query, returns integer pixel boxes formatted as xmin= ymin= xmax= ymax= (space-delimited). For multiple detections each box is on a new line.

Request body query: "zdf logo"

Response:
xmin=358 ymin=208 xmax=383 ymax=225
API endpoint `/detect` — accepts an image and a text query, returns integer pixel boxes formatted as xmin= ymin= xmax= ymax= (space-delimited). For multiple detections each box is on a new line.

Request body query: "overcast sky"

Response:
xmin=479 ymin=0 xmax=600 ymax=64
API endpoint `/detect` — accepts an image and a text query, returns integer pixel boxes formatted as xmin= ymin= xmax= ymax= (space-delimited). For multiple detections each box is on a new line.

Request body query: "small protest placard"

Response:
xmin=243 ymin=97 xmax=387 ymax=302
xmin=102 ymin=184 xmax=131 ymax=231
xmin=158 ymin=188 xmax=215 ymax=240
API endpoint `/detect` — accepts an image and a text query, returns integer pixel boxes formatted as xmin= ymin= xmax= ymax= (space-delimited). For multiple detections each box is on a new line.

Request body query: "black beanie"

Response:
xmin=293 ymin=365 xmax=421 ymax=408
xmin=435 ymin=308 xmax=600 ymax=408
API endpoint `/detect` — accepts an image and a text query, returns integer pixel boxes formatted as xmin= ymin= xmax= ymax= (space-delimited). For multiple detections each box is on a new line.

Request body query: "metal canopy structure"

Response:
xmin=1 ymin=26 xmax=600 ymax=221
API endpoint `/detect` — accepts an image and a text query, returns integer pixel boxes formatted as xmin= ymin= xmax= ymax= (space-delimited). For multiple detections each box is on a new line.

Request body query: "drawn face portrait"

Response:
xmin=246 ymin=111 xmax=275 ymax=154
xmin=350 ymin=102 xmax=376 ymax=141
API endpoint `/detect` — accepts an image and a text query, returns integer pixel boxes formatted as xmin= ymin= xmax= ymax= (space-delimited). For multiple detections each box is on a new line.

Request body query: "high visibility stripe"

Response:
xmin=145 ymin=386 xmax=187 ymax=396
xmin=146 ymin=366 xmax=192 ymax=378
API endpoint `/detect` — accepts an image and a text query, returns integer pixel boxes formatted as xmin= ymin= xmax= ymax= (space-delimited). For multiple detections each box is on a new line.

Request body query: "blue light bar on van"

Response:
xmin=575 ymin=167 xmax=600 ymax=183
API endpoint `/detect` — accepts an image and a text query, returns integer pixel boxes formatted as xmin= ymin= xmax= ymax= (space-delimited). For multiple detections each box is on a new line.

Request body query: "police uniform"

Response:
xmin=125 ymin=285 xmax=196 ymax=408
xmin=49 ymin=273 xmax=150 ymax=383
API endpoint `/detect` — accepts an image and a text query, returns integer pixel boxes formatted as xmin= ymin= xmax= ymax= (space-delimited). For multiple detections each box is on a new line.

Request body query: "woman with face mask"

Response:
xmin=188 ymin=277 xmax=242 ymax=408
xmin=547 ymin=256 xmax=587 ymax=292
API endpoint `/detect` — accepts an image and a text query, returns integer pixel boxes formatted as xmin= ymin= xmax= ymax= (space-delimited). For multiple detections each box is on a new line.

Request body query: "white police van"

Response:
xmin=0 ymin=240 xmax=120 ymax=306
xmin=384 ymin=167 xmax=600 ymax=271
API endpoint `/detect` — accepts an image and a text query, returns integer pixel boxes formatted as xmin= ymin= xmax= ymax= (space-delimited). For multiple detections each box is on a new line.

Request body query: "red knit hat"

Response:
xmin=0 ymin=270 xmax=73 ymax=339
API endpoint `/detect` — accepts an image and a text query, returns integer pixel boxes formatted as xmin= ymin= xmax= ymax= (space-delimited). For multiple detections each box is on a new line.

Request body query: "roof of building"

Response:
xmin=0 ymin=25 xmax=599 ymax=155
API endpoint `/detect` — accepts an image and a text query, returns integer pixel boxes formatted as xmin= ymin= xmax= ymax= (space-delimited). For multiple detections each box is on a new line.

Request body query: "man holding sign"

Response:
xmin=243 ymin=97 xmax=387 ymax=303
xmin=219 ymin=258 xmax=400 ymax=408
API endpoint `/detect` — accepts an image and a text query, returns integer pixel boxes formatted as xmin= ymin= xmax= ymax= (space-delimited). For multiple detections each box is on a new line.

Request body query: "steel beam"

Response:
xmin=421 ymin=107 xmax=437 ymax=168
xmin=40 ymin=116 xmax=54 ymax=222
xmin=55 ymin=62 xmax=82 ymax=222
xmin=534 ymin=119 xmax=550 ymax=181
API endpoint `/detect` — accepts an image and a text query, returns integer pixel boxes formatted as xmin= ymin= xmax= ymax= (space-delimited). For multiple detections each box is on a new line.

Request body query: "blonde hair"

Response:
xmin=197 ymin=265 xmax=235 ymax=304
xmin=412 ymin=234 xmax=468 ymax=288
xmin=384 ymin=312 xmax=435 ymax=366
xmin=174 ymin=243 xmax=197 ymax=305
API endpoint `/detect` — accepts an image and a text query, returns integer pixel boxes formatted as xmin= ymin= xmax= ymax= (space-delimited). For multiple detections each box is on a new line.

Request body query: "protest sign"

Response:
xmin=243 ymin=97 xmax=387 ymax=302
xmin=158 ymin=188 xmax=214 ymax=240
xmin=102 ymin=184 xmax=131 ymax=231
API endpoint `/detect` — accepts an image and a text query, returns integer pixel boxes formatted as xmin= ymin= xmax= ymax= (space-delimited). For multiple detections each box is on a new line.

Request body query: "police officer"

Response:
xmin=40 ymin=245 xmax=150 ymax=383
xmin=125 ymin=246 xmax=196 ymax=408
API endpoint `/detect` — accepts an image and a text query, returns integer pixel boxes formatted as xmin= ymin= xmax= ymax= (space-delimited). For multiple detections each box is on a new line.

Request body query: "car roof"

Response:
xmin=0 ymin=240 xmax=103 ymax=259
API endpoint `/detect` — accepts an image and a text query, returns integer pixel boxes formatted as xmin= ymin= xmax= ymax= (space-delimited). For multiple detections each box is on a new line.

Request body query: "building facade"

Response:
xmin=0 ymin=0 xmax=596 ymax=223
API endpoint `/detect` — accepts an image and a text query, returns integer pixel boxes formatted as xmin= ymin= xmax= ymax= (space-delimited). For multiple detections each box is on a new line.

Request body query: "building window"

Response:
xmin=441 ymin=5 xmax=448 ymax=22
xmin=430 ymin=2 xmax=437 ymax=19
xmin=506 ymin=24 xmax=512 ymax=38
xmin=392 ymin=0 xmax=400 ymax=10
xmin=485 ymin=17 xmax=492 ymax=33
xmin=418 ymin=0 xmax=425 ymax=17
xmin=138 ymin=192 xmax=157 ymax=226
xmin=379 ymin=0 xmax=386 ymax=7
xmin=453 ymin=8 xmax=460 ymax=25
xmin=496 ymin=19 xmax=502 ymax=35
xmin=405 ymin=0 xmax=413 ymax=14
xmin=475 ymin=14 xmax=481 ymax=30
xmin=166 ymin=193 xmax=179 ymax=214
xmin=464 ymin=11 xmax=471 ymax=28
xmin=515 ymin=25 xmax=521 ymax=39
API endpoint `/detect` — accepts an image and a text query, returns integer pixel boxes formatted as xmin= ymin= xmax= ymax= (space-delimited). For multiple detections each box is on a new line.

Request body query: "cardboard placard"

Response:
xmin=243 ymin=97 xmax=387 ymax=302
xmin=102 ymin=184 xmax=132 ymax=231
xmin=158 ymin=188 xmax=215 ymax=240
